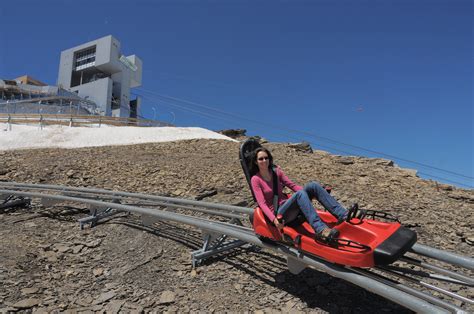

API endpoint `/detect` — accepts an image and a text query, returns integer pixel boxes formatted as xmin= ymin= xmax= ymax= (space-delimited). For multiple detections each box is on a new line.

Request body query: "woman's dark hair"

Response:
xmin=249 ymin=147 xmax=273 ymax=176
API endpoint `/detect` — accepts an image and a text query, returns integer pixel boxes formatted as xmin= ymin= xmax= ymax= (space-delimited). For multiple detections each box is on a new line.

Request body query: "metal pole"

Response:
xmin=400 ymin=256 xmax=474 ymax=285
xmin=412 ymin=244 xmax=474 ymax=271
xmin=351 ymin=268 xmax=460 ymax=313
xmin=379 ymin=267 xmax=474 ymax=305
xmin=170 ymin=111 xmax=175 ymax=124
xmin=0 ymin=182 xmax=253 ymax=215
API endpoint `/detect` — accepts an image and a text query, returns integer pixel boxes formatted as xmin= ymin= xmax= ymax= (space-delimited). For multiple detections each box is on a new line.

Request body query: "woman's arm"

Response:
xmin=277 ymin=168 xmax=302 ymax=192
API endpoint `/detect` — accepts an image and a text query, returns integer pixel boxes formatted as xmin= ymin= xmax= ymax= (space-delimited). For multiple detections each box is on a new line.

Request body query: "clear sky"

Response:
xmin=1 ymin=0 xmax=472 ymax=188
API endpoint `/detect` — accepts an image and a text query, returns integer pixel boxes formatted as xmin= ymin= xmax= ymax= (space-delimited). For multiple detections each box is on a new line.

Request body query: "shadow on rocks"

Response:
xmin=221 ymin=253 xmax=414 ymax=314
xmin=109 ymin=219 xmax=204 ymax=250
xmin=99 ymin=218 xmax=412 ymax=313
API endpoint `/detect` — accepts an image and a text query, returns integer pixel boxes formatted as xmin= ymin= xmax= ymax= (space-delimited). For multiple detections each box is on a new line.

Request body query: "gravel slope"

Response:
xmin=0 ymin=139 xmax=472 ymax=313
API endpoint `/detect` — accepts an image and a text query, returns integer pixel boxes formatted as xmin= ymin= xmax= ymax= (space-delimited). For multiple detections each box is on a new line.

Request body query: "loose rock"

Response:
xmin=158 ymin=291 xmax=176 ymax=305
xmin=12 ymin=298 xmax=40 ymax=309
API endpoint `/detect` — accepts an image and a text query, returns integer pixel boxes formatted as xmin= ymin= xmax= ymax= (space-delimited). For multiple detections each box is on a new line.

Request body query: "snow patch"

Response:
xmin=0 ymin=124 xmax=236 ymax=151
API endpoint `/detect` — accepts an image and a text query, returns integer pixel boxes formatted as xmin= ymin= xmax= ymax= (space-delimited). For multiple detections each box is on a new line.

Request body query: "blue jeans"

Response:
xmin=277 ymin=181 xmax=348 ymax=234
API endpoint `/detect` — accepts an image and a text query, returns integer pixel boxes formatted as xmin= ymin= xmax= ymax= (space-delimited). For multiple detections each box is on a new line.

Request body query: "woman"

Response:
xmin=250 ymin=146 xmax=348 ymax=240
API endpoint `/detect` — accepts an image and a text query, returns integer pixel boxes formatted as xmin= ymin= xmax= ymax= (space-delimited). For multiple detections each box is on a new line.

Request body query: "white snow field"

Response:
xmin=0 ymin=124 xmax=236 ymax=151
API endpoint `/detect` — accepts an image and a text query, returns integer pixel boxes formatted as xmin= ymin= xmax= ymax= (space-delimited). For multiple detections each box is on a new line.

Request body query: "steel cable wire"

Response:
xmin=133 ymin=89 xmax=473 ymax=187
xmin=136 ymin=88 xmax=473 ymax=180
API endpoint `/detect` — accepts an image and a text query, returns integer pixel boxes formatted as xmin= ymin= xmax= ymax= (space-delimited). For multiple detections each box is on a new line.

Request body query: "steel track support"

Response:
xmin=78 ymin=199 xmax=123 ymax=229
xmin=191 ymin=218 xmax=250 ymax=267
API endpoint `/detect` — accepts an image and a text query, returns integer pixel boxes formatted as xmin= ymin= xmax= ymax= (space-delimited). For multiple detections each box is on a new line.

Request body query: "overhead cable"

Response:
xmin=136 ymin=88 xmax=473 ymax=182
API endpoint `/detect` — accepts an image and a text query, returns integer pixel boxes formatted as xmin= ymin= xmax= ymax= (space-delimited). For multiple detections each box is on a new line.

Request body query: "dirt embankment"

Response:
xmin=0 ymin=139 xmax=472 ymax=312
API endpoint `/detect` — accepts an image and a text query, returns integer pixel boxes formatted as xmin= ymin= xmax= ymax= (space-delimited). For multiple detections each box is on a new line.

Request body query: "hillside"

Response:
xmin=0 ymin=138 xmax=472 ymax=312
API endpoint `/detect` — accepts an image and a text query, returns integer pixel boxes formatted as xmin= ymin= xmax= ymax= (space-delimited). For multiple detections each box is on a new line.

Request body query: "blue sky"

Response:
xmin=0 ymin=0 xmax=472 ymax=188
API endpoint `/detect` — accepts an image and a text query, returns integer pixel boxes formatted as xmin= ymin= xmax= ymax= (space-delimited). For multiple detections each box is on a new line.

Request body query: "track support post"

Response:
xmin=78 ymin=199 xmax=123 ymax=229
xmin=191 ymin=218 xmax=249 ymax=267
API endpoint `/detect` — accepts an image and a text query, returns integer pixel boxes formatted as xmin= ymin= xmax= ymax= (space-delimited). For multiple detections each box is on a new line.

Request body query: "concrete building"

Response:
xmin=57 ymin=35 xmax=142 ymax=118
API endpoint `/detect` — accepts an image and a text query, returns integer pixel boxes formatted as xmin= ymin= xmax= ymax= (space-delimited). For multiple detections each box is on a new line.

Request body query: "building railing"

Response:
xmin=0 ymin=95 xmax=103 ymax=116
xmin=0 ymin=113 xmax=173 ymax=128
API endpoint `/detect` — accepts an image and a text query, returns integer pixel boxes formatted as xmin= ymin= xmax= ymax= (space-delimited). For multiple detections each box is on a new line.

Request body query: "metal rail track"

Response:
xmin=0 ymin=182 xmax=473 ymax=313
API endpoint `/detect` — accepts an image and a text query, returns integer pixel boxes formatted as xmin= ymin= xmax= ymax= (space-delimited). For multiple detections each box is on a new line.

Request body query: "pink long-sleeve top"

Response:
xmin=251 ymin=167 xmax=302 ymax=222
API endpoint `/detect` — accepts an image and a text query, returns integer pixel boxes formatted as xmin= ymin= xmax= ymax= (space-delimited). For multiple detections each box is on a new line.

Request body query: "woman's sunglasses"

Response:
xmin=257 ymin=157 xmax=269 ymax=161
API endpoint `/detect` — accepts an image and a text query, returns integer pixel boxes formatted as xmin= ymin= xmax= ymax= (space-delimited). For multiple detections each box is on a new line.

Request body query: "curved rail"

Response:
xmin=410 ymin=244 xmax=474 ymax=271
xmin=1 ymin=182 xmax=473 ymax=313
xmin=2 ymin=182 xmax=473 ymax=269
xmin=0 ymin=181 xmax=251 ymax=214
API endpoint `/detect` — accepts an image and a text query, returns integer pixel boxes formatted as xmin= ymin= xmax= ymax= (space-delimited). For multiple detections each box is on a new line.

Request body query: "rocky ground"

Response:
xmin=0 ymin=138 xmax=473 ymax=313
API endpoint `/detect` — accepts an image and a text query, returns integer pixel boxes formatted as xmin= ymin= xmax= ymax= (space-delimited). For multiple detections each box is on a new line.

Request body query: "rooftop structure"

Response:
xmin=14 ymin=75 xmax=47 ymax=86
xmin=57 ymin=35 xmax=142 ymax=118
xmin=0 ymin=78 xmax=99 ymax=115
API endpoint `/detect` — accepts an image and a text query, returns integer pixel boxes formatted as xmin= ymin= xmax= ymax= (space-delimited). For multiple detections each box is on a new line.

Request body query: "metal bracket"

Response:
xmin=191 ymin=218 xmax=248 ymax=268
xmin=141 ymin=205 xmax=168 ymax=226
xmin=287 ymin=255 xmax=307 ymax=274
xmin=40 ymin=197 xmax=61 ymax=207
xmin=78 ymin=199 xmax=122 ymax=229
xmin=141 ymin=213 xmax=160 ymax=227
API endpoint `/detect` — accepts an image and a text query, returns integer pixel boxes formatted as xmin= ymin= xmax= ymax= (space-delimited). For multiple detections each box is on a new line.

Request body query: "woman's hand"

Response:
xmin=273 ymin=218 xmax=284 ymax=231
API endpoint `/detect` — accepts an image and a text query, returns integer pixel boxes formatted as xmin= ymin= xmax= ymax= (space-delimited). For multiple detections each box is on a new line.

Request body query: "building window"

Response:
xmin=74 ymin=46 xmax=96 ymax=71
